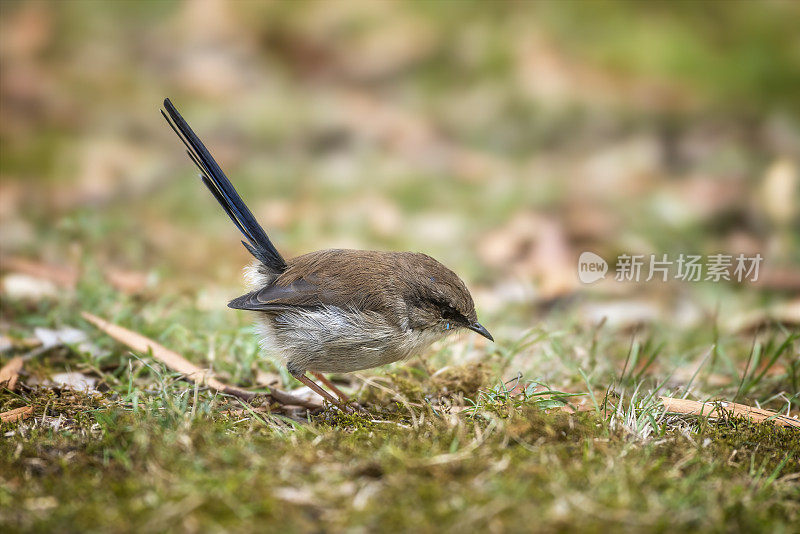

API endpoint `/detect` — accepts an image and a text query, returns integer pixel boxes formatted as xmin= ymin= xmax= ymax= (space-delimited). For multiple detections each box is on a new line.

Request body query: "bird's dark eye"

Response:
xmin=440 ymin=304 xmax=462 ymax=322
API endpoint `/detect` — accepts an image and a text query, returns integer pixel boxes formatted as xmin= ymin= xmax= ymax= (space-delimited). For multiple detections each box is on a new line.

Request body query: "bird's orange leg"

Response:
xmin=311 ymin=372 xmax=351 ymax=403
xmin=294 ymin=373 xmax=352 ymax=412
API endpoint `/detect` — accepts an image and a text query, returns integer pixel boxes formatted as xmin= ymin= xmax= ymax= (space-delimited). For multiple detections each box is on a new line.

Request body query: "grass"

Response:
xmin=2 ymin=391 xmax=799 ymax=532
xmin=2 ymin=280 xmax=799 ymax=532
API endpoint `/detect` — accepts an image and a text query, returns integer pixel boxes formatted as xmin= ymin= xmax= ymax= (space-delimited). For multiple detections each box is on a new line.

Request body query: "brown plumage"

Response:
xmin=161 ymin=99 xmax=492 ymax=406
xmin=232 ymin=249 xmax=478 ymax=327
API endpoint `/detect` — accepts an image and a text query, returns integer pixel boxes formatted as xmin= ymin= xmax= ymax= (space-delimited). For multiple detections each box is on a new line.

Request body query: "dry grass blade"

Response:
xmin=660 ymin=396 xmax=799 ymax=429
xmin=1 ymin=405 xmax=33 ymax=423
xmin=81 ymin=312 xmax=319 ymax=408
xmin=81 ymin=311 xmax=252 ymax=399
xmin=0 ymin=356 xmax=23 ymax=390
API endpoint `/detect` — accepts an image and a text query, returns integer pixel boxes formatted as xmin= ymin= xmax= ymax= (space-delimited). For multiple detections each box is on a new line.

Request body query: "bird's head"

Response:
xmin=403 ymin=254 xmax=493 ymax=342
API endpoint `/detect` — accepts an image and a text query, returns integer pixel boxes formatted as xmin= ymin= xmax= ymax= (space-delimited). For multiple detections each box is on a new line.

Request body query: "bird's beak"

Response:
xmin=467 ymin=322 xmax=493 ymax=342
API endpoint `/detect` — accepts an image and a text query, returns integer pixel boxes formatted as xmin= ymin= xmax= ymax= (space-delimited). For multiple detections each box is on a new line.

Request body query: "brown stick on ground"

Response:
xmin=0 ymin=356 xmax=23 ymax=391
xmin=1 ymin=406 xmax=33 ymax=423
xmin=81 ymin=312 xmax=321 ymax=409
xmin=660 ymin=396 xmax=800 ymax=429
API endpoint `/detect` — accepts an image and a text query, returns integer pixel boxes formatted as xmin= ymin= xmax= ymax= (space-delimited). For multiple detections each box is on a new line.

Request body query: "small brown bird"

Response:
xmin=162 ymin=98 xmax=492 ymax=407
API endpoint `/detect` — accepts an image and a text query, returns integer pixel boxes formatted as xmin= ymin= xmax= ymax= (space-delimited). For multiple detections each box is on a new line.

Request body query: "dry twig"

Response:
xmin=660 ymin=396 xmax=799 ymax=429
xmin=81 ymin=312 xmax=320 ymax=409
xmin=1 ymin=406 xmax=33 ymax=423
xmin=0 ymin=356 xmax=23 ymax=391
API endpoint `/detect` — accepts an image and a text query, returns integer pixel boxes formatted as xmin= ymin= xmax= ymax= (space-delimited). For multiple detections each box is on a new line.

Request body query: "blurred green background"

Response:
xmin=1 ymin=0 xmax=799 ymax=333
xmin=3 ymin=2 xmax=800 ymax=531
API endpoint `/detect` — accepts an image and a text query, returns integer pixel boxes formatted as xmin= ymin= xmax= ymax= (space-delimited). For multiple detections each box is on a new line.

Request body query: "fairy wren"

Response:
xmin=161 ymin=98 xmax=492 ymax=405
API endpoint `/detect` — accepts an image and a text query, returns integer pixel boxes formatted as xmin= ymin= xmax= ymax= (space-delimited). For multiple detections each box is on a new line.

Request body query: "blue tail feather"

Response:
xmin=162 ymin=98 xmax=287 ymax=273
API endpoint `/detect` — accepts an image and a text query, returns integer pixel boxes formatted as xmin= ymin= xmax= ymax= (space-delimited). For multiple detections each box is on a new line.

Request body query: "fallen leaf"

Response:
xmin=361 ymin=195 xmax=403 ymax=238
xmin=0 ymin=356 xmax=23 ymax=390
xmin=105 ymin=268 xmax=150 ymax=295
xmin=0 ymin=182 xmax=25 ymax=219
xmin=580 ymin=300 xmax=662 ymax=330
xmin=754 ymin=268 xmax=800 ymax=292
xmin=287 ymin=385 xmax=325 ymax=403
xmin=669 ymin=174 xmax=746 ymax=223
xmin=727 ymin=298 xmax=800 ymax=334
xmin=34 ymin=326 xmax=87 ymax=347
xmin=0 ymin=335 xmax=42 ymax=354
xmin=273 ymin=486 xmax=316 ymax=506
xmin=254 ymin=369 xmax=281 ymax=388
xmin=337 ymin=89 xmax=504 ymax=181
xmin=670 ymin=354 xmax=730 ymax=388
xmin=0 ymin=255 xmax=153 ymax=295
xmin=32 ymin=326 xmax=107 ymax=359
xmin=0 ymin=219 xmax=34 ymax=249
xmin=761 ymin=158 xmax=797 ymax=226
xmin=50 ymin=372 xmax=97 ymax=392
xmin=255 ymin=198 xmax=293 ymax=230
xmin=0 ymin=255 xmax=78 ymax=287
xmin=578 ymin=136 xmax=661 ymax=201
xmin=298 ymin=1 xmax=435 ymax=82
xmin=478 ymin=212 xmax=576 ymax=300
xmin=24 ymin=496 xmax=58 ymax=512
xmin=660 ymin=396 xmax=799 ymax=429
xmin=1 ymin=273 xmax=58 ymax=299
xmin=0 ymin=2 xmax=52 ymax=59
xmin=515 ymin=32 xmax=693 ymax=112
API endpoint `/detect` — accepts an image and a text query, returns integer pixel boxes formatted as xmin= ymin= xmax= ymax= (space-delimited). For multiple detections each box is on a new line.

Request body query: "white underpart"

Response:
xmin=243 ymin=262 xmax=273 ymax=289
xmin=257 ymin=305 xmax=445 ymax=374
xmin=242 ymin=261 xmax=446 ymax=374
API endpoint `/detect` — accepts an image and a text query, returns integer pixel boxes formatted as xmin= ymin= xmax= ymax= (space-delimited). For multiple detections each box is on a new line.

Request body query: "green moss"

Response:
xmin=3 ymin=315 xmax=797 ymax=531
xmin=3 ymin=388 xmax=798 ymax=532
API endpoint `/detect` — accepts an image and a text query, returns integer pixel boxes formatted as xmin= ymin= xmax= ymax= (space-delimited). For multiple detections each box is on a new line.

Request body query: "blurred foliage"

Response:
xmin=1 ymin=2 xmax=799 ymax=530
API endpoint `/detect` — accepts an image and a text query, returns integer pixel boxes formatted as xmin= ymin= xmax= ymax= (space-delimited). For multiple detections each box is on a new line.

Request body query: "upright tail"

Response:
xmin=161 ymin=98 xmax=287 ymax=273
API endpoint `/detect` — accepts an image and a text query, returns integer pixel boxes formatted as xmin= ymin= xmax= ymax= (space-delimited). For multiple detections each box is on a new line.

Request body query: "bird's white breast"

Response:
xmin=254 ymin=306 xmax=445 ymax=374
xmin=243 ymin=261 xmax=446 ymax=374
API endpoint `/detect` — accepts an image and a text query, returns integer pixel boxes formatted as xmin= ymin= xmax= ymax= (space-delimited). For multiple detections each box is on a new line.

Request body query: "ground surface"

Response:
xmin=1 ymin=2 xmax=800 ymax=532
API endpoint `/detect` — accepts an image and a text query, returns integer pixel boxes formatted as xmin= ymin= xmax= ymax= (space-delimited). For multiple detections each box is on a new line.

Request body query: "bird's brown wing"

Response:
xmin=227 ymin=249 xmax=404 ymax=313
xmin=227 ymin=278 xmax=333 ymax=312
